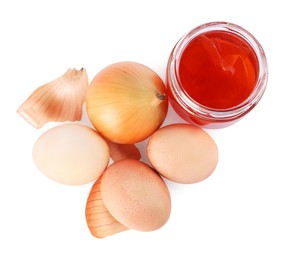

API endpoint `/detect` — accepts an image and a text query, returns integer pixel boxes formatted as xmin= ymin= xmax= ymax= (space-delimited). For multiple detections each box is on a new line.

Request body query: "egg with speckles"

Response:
xmin=147 ymin=123 xmax=218 ymax=184
xmin=101 ymin=159 xmax=171 ymax=231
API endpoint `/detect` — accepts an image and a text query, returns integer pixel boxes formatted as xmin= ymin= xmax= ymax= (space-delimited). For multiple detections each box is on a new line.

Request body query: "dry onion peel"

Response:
xmin=86 ymin=62 xmax=168 ymax=144
xmin=106 ymin=139 xmax=141 ymax=161
xmin=17 ymin=68 xmax=88 ymax=128
xmin=85 ymin=177 xmax=128 ymax=238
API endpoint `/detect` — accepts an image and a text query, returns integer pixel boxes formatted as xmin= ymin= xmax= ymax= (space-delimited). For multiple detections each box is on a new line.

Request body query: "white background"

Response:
xmin=1 ymin=0 xmax=295 ymax=259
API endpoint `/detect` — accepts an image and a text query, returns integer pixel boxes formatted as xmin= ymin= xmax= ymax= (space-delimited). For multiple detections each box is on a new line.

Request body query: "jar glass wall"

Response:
xmin=166 ymin=22 xmax=268 ymax=128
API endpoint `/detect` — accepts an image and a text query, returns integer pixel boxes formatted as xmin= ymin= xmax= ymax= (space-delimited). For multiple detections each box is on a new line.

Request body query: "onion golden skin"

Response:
xmin=86 ymin=62 xmax=168 ymax=144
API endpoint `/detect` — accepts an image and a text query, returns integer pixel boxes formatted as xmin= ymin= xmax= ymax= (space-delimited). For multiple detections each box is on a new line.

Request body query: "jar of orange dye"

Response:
xmin=166 ymin=22 xmax=268 ymax=128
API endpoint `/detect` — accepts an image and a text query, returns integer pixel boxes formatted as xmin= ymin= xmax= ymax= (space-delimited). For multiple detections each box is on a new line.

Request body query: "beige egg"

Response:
xmin=147 ymin=124 xmax=218 ymax=184
xmin=33 ymin=124 xmax=110 ymax=185
xmin=101 ymin=159 xmax=171 ymax=231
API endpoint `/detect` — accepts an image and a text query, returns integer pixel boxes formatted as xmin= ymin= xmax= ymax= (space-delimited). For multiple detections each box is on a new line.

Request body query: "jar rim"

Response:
xmin=167 ymin=21 xmax=268 ymax=122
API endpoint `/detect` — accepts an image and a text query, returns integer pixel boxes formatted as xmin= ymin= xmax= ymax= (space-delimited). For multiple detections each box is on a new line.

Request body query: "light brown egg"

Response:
xmin=33 ymin=124 xmax=110 ymax=185
xmin=146 ymin=124 xmax=218 ymax=184
xmin=100 ymin=159 xmax=171 ymax=231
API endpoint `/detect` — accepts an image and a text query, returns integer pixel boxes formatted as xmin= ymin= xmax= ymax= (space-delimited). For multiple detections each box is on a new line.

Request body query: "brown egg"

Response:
xmin=146 ymin=124 xmax=218 ymax=184
xmin=100 ymin=159 xmax=171 ymax=231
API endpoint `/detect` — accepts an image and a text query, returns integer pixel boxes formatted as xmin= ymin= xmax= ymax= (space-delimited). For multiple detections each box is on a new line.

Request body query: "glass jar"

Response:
xmin=166 ymin=22 xmax=268 ymax=128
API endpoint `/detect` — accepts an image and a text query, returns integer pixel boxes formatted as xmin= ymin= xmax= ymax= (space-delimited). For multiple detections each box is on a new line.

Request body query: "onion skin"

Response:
xmin=85 ymin=177 xmax=128 ymax=238
xmin=17 ymin=68 xmax=88 ymax=128
xmin=86 ymin=62 xmax=168 ymax=144
xmin=105 ymin=139 xmax=141 ymax=161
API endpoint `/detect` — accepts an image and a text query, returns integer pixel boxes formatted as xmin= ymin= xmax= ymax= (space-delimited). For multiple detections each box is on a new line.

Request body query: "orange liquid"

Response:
xmin=178 ymin=31 xmax=259 ymax=109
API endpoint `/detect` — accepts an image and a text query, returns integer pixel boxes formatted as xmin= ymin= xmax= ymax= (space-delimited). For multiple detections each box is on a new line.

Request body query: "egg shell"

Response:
xmin=33 ymin=124 xmax=110 ymax=185
xmin=146 ymin=123 xmax=218 ymax=184
xmin=100 ymin=159 xmax=171 ymax=231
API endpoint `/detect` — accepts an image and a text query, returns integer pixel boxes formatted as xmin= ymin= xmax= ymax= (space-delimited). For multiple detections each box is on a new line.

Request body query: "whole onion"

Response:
xmin=86 ymin=62 xmax=168 ymax=144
